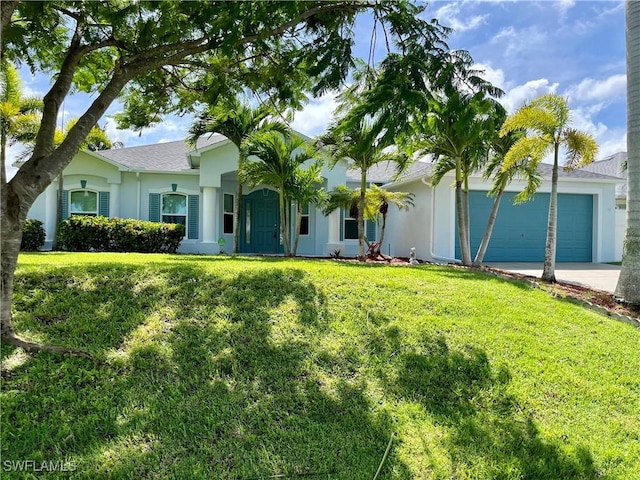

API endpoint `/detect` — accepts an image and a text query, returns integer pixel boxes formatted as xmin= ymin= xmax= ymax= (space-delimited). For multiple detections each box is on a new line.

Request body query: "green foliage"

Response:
xmin=20 ymin=219 xmax=45 ymax=251
xmin=3 ymin=254 xmax=639 ymax=478
xmin=58 ymin=216 xmax=184 ymax=253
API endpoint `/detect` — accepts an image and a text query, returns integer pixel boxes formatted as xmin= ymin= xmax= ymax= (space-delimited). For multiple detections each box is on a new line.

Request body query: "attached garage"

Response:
xmin=455 ymin=191 xmax=594 ymax=262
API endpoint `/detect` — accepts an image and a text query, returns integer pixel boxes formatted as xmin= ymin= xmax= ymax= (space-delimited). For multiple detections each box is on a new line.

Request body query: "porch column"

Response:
xmin=109 ymin=183 xmax=120 ymax=218
xmin=44 ymin=181 xmax=57 ymax=245
xmin=328 ymin=209 xmax=341 ymax=243
xmin=202 ymin=186 xmax=218 ymax=243
xmin=323 ymin=208 xmax=343 ymax=256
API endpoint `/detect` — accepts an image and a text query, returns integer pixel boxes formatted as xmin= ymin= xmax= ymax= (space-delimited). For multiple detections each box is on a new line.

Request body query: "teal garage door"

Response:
xmin=455 ymin=191 xmax=593 ymax=262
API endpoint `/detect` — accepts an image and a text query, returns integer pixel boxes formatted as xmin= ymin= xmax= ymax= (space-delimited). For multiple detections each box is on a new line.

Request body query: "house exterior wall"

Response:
xmin=389 ymin=173 xmax=618 ymax=263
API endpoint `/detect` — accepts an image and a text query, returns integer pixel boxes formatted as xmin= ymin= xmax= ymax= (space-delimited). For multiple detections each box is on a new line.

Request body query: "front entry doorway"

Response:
xmin=240 ymin=189 xmax=283 ymax=254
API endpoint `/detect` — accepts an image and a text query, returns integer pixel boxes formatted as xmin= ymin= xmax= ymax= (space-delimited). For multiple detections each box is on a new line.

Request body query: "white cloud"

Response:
xmin=566 ymin=74 xmax=626 ymax=103
xmin=103 ymin=115 xmax=190 ymax=148
xmin=490 ymin=25 xmax=546 ymax=57
xmin=434 ymin=2 xmax=488 ymax=33
xmin=473 ymin=63 xmax=506 ymax=90
xmin=291 ymin=92 xmax=338 ymax=137
xmin=555 ymin=0 xmax=575 ymax=16
xmin=500 ymin=78 xmax=559 ymax=112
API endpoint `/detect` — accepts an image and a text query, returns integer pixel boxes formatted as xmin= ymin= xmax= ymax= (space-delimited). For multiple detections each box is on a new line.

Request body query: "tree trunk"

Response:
xmin=473 ymin=189 xmax=504 ymax=266
xmin=377 ymin=212 xmax=387 ymax=255
xmin=615 ymin=0 xmax=640 ymax=305
xmin=542 ymin=143 xmax=559 ymax=282
xmin=357 ymin=172 xmax=367 ymax=260
xmin=293 ymin=203 xmax=302 ymax=256
xmin=278 ymin=187 xmax=291 ymax=256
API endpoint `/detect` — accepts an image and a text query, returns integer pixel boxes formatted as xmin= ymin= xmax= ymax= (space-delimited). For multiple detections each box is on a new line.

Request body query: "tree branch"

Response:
xmin=0 ymin=0 xmax=18 ymax=41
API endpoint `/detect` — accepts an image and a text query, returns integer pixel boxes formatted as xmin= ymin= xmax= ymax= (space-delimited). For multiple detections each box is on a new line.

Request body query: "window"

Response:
xmin=223 ymin=193 xmax=234 ymax=234
xmin=70 ymin=190 xmax=98 ymax=216
xmin=300 ymin=203 xmax=310 ymax=236
xmin=343 ymin=210 xmax=358 ymax=240
xmin=161 ymin=194 xmax=187 ymax=226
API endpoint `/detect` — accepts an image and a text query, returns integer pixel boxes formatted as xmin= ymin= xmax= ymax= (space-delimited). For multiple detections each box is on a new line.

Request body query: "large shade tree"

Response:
xmin=1 ymin=0 xmax=452 ymax=354
xmin=187 ymin=96 xmax=288 ymax=254
xmin=500 ymin=94 xmax=598 ymax=282
xmin=616 ymin=0 xmax=640 ymax=305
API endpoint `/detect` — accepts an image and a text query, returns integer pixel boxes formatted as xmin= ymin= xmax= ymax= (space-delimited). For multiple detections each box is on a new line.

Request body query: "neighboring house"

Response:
xmin=23 ymin=136 xmax=622 ymax=262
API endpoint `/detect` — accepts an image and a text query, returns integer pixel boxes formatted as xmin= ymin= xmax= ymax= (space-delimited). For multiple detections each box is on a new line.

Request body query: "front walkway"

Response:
xmin=485 ymin=262 xmax=621 ymax=293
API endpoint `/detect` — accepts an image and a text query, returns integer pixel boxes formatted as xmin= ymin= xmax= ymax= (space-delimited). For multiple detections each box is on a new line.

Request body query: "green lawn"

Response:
xmin=2 ymin=253 xmax=639 ymax=479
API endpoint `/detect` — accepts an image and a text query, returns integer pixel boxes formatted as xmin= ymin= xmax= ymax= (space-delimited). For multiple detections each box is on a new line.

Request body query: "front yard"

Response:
xmin=2 ymin=253 xmax=638 ymax=479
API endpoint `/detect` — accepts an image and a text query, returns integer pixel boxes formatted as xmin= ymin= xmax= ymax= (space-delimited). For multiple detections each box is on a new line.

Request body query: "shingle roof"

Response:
xmin=98 ymin=134 xmax=226 ymax=172
xmin=579 ymin=151 xmax=627 ymax=197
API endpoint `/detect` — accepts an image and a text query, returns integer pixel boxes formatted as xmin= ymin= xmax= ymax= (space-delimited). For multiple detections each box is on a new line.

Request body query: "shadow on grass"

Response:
xmin=372 ymin=326 xmax=602 ymax=479
xmin=2 ymin=262 xmax=407 ymax=479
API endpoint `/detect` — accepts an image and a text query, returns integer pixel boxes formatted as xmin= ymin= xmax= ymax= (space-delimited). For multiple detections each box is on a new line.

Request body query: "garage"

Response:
xmin=455 ymin=191 xmax=593 ymax=262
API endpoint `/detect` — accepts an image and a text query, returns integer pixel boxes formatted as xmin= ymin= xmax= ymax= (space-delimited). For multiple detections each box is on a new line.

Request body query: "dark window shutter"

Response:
xmin=339 ymin=208 xmax=344 ymax=241
xmin=149 ymin=193 xmax=160 ymax=222
xmin=99 ymin=191 xmax=110 ymax=217
xmin=62 ymin=190 xmax=69 ymax=219
xmin=366 ymin=219 xmax=376 ymax=242
xmin=188 ymin=195 xmax=199 ymax=239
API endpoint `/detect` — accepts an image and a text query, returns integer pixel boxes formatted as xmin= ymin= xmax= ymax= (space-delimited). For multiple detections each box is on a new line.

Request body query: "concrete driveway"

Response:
xmin=485 ymin=262 xmax=621 ymax=293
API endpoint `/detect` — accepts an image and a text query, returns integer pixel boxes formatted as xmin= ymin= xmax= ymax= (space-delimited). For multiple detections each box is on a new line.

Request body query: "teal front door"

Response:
xmin=241 ymin=189 xmax=282 ymax=254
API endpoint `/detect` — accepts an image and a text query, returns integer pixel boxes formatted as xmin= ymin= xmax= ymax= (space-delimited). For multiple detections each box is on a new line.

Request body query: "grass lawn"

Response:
xmin=2 ymin=253 xmax=639 ymax=479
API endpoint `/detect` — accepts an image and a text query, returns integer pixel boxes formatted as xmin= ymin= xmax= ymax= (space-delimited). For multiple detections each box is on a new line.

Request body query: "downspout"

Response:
xmin=136 ymin=172 xmax=141 ymax=219
xmin=422 ymin=176 xmax=460 ymax=263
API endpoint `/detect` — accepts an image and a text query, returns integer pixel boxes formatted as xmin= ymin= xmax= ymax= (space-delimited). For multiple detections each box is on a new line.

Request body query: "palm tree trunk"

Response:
xmin=473 ymin=189 xmax=504 ymax=266
xmin=615 ymin=0 xmax=640 ymax=304
xmin=293 ymin=203 xmax=302 ymax=256
xmin=358 ymin=172 xmax=367 ymax=260
xmin=455 ymin=157 xmax=472 ymax=264
xmin=542 ymin=143 xmax=560 ymax=282
xmin=278 ymin=187 xmax=291 ymax=256
xmin=377 ymin=213 xmax=387 ymax=255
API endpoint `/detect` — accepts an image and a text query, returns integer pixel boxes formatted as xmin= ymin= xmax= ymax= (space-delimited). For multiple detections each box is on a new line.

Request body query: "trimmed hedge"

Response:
xmin=58 ymin=216 xmax=185 ymax=253
xmin=21 ymin=219 xmax=46 ymax=251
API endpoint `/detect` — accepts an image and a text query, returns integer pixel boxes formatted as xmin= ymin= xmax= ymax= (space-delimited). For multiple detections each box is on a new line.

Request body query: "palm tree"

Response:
xmin=289 ymin=162 xmax=327 ymax=256
xmin=188 ymin=96 xmax=288 ymax=254
xmin=472 ymin=128 xmax=541 ymax=266
xmin=242 ymin=131 xmax=318 ymax=256
xmin=0 ymin=60 xmax=42 ymax=184
xmin=367 ymin=184 xmax=414 ymax=255
xmin=615 ymin=1 xmax=640 ymax=305
xmin=320 ymin=119 xmax=410 ymax=260
xmin=421 ymin=91 xmax=503 ymax=265
xmin=500 ymin=94 xmax=598 ymax=282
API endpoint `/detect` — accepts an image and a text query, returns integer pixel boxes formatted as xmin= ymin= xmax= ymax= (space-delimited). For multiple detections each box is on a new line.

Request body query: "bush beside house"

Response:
xmin=58 ymin=216 xmax=184 ymax=253
xmin=21 ymin=219 xmax=46 ymax=251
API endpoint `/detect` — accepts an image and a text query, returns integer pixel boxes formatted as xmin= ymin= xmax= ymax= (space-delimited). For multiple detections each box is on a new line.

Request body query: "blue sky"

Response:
xmin=9 ymin=0 xmax=627 ymax=177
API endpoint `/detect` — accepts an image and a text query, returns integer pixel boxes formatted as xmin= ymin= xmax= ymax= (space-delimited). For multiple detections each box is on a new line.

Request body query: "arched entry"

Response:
xmin=240 ymin=189 xmax=283 ymax=254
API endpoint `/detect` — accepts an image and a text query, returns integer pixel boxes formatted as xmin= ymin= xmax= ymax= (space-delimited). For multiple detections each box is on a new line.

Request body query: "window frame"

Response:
xmin=223 ymin=193 xmax=234 ymax=234
xmin=69 ymin=189 xmax=99 ymax=216
xmin=299 ymin=203 xmax=310 ymax=236
xmin=343 ymin=209 xmax=358 ymax=240
xmin=161 ymin=193 xmax=188 ymax=227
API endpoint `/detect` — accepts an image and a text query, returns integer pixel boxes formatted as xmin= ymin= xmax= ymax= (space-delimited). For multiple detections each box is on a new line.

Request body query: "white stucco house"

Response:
xmin=22 ymin=135 xmax=623 ymax=262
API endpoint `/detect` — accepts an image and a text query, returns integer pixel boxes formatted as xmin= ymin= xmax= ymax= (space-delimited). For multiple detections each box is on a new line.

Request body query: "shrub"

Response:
xmin=58 ymin=216 xmax=184 ymax=253
xmin=21 ymin=219 xmax=46 ymax=251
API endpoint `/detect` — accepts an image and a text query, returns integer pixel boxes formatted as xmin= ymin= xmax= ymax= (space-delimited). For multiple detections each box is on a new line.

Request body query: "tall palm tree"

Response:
xmin=367 ymin=184 xmax=414 ymax=255
xmin=188 ymin=96 xmax=288 ymax=254
xmin=320 ymin=119 xmax=410 ymax=260
xmin=0 ymin=60 xmax=42 ymax=184
xmin=472 ymin=128 xmax=541 ymax=266
xmin=421 ymin=91 xmax=503 ymax=265
xmin=615 ymin=1 xmax=640 ymax=305
xmin=500 ymin=94 xmax=598 ymax=282
xmin=242 ymin=131 xmax=318 ymax=256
